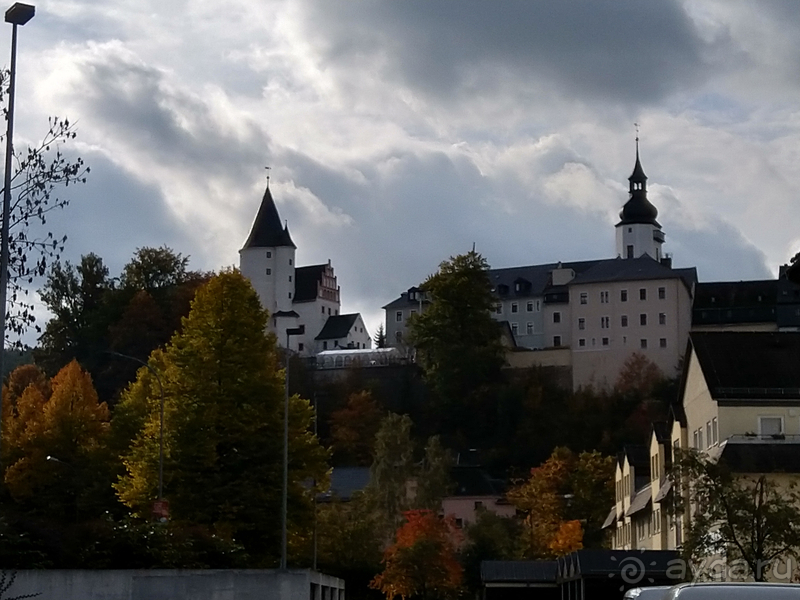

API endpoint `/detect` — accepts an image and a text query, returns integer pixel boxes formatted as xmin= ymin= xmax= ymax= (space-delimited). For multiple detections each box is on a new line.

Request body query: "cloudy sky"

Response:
xmin=5 ymin=0 xmax=800 ymax=340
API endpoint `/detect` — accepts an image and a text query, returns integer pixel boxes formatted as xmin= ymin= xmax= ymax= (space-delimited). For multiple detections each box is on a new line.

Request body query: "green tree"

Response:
xmin=115 ymin=270 xmax=328 ymax=564
xmin=460 ymin=508 xmax=521 ymax=593
xmin=373 ymin=324 xmax=387 ymax=348
xmin=672 ymin=448 xmax=800 ymax=581
xmin=407 ymin=250 xmax=505 ymax=439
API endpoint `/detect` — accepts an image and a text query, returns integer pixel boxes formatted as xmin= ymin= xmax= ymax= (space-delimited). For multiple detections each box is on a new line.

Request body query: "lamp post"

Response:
xmin=108 ymin=351 xmax=166 ymax=510
xmin=281 ymin=325 xmax=304 ymax=570
xmin=0 ymin=1 xmax=34 ymax=465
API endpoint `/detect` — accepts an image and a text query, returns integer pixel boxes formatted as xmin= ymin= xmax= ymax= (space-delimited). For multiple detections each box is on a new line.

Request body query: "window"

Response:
xmin=288 ymin=292 xmax=292 ymax=299
xmin=706 ymin=421 xmax=712 ymax=449
xmin=289 ymin=275 xmax=292 ymax=282
xmin=640 ymin=314 xmax=647 ymax=326
xmin=602 ymin=337 xmax=609 ymax=346
xmin=328 ymin=307 xmax=332 ymax=315
xmin=553 ymin=312 xmax=561 ymax=324
xmin=511 ymin=323 xmax=518 ymax=334
xmin=526 ymin=301 xmax=533 ymax=312
xmin=692 ymin=429 xmax=699 ymax=449
xmin=640 ymin=288 xmax=647 ymax=300
xmin=526 ymin=322 xmax=533 ymax=335
xmin=321 ymin=307 xmax=325 ymax=314
xmin=600 ymin=291 xmax=609 ymax=303
xmin=759 ymin=416 xmax=784 ymax=436
xmin=640 ymin=339 xmax=647 ymax=349
xmin=601 ymin=316 xmax=610 ymax=328
xmin=553 ymin=335 xmax=562 ymax=347
xmin=698 ymin=429 xmax=704 ymax=450
xmin=621 ymin=315 xmax=628 ymax=327
xmin=396 ymin=311 xmax=403 ymax=322
xmin=579 ymin=338 xmax=586 ymax=347
xmin=511 ymin=302 xmax=518 ymax=313
xmin=659 ymin=312 xmax=666 ymax=325
xmin=658 ymin=287 xmax=666 ymax=300
xmin=474 ymin=501 xmax=484 ymax=510
xmin=580 ymin=292 xmax=588 ymax=304
xmin=323 ymin=341 xmax=328 ymax=350
xmin=266 ymin=268 xmax=272 ymax=275
xmin=627 ymin=245 xmax=634 ymax=259
xmin=578 ymin=318 xmax=585 ymax=330
xmin=289 ymin=259 xmax=293 ymax=265
xmin=266 ymin=251 xmax=272 ymax=258
xmin=395 ymin=331 xmax=402 ymax=342
xmin=712 ymin=417 xmax=718 ymax=445
xmin=621 ymin=289 xmax=628 ymax=302
xmin=660 ymin=338 xmax=667 ymax=348
xmin=298 ymin=343 xmax=304 ymax=352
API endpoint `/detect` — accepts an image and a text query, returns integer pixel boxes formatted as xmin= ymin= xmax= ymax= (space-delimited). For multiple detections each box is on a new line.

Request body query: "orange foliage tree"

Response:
xmin=507 ymin=447 xmax=614 ymax=558
xmin=329 ymin=390 xmax=384 ymax=466
xmin=370 ymin=509 xmax=463 ymax=600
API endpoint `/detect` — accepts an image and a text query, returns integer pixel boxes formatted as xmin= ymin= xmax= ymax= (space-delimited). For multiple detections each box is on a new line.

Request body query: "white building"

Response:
xmin=383 ymin=147 xmax=696 ymax=390
xmin=240 ymin=184 xmax=371 ymax=355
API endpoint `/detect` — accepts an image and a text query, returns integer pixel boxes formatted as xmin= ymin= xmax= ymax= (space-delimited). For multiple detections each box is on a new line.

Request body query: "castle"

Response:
xmin=239 ymin=184 xmax=371 ymax=355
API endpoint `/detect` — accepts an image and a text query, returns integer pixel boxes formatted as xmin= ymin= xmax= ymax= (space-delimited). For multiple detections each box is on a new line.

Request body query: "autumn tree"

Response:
xmin=370 ymin=509 xmax=463 ymax=600
xmin=507 ymin=447 xmax=614 ymax=558
xmin=407 ymin=251 xmax=505 ymax=434
xmin=672 ymin=448 xmax=800 ymax=581
xmin=115 ymin=270 xmax=328 ymax=564
xmin=460 ymin=508 xmax=522 ymax=593
xmin=3 ymin=360 xmax=110 ymax=522
xmin=329 ymin=390 xmax=384 ymax=466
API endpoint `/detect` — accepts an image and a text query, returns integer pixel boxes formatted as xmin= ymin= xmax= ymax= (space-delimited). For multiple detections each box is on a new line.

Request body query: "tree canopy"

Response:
xmin=115 ymin=269 xmax=328 ymax=564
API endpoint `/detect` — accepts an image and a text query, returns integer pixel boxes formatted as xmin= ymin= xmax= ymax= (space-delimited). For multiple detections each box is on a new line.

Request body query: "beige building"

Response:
xmin=605 ymin=331 xmax=800 ymax=559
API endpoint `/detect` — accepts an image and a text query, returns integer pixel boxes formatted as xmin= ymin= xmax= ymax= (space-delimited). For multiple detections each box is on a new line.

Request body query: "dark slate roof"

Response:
xmin=450 ymin=466 xmax=505 ymax=496
xmin=481 ymin=560 xmax=558 ymax=584
xmin=242 ymin=186 xmax=296 ymax=249
xmin=601 ymin=506 xmax=618 ymax=529
xmin=720 ymin=440 xmax=800 ymax=473
xmin=690 ymin=331 xmax=800 ymax=400
xmin=570 ymin=256 xmax=696 ymax=291
xmin=489 ymin=260 xmax=600 ymax=298
xmin=295 ymin=264 xmax=326 ymax=302
xmin=273 ymin=310 xmax=299 ymax=318
xmin=323 ymin=467 xmax=370 ymax=501
xmin=654 ymin=479 xmax=672 ymax=502
xmin=625 ymin=483 xmax=652 ymax=517
xmin=315 ymin=314 xmax=359 ymax=340
xmin=693 ymin=280 xmax=777 ymax=326
xmin=619 ymin=149 xmax=659 ymax=226
xmin=652 ymin=421 xmax=670 ymax=444
xmin=557 ymin=549 xmax=680 ymax=581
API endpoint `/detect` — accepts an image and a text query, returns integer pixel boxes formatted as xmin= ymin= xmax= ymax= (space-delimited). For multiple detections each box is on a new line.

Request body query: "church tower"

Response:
xmin=239 ymin=184 xmax=298 ymax=335
xmin=615 ymin=140 xmax=665 ymax=261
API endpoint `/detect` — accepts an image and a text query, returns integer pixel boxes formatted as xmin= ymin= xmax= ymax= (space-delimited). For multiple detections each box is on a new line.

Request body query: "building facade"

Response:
xmin=240 ymin=184 xmax=370 ymax=355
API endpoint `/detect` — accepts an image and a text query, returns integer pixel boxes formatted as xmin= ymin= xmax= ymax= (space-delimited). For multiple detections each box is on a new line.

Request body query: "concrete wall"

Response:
xmin=7 ymin=569 xmax=345 ymax=600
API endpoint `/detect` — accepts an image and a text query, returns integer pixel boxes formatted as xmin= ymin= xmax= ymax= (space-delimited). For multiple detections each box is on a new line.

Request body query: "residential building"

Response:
xmin=604 ymin=331 xmax=800 ymax=556
xmin=239 ymin=183 xmax=370 ymax=355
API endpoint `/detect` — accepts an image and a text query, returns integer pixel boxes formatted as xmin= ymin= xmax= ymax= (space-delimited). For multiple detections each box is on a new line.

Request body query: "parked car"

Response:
xmin=664 ymin=582 xmax=800 ymax=598
xmin=624 ymin=586 xmax=672 ymax=599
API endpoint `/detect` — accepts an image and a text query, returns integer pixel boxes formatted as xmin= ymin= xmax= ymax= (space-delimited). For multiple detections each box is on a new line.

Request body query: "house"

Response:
xmin=442 ymin=466 xmax=515 ymax=529
xmin=384 ymin=145 xmax=696 ymax=390
xmin=604 ymin=330 xmax=800 ymax=555
xmin=239 ymin=183 xmax=371 ymax=355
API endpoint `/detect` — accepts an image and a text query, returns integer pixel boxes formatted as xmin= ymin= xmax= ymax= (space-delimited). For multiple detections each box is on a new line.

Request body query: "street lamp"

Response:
xmin=108 ymin=351 xmax=166 ymax=512
xmin=0 ymin=1 xmax=34 ymax=465
xmin=282 ymin=324 xmax=304 ymax=570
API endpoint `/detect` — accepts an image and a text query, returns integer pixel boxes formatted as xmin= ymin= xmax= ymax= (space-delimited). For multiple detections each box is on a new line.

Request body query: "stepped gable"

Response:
xmin=294 ymin=264 xmax=327 ymax=302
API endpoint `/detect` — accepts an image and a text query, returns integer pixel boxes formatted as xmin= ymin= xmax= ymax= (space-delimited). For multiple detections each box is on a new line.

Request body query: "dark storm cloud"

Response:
xmin=303 ymin=0 xmax=720 ymax=105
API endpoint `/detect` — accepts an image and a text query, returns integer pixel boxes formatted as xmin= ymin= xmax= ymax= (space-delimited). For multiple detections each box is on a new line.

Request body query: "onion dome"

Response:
xmin=618 ymin=143 xmax=659 ymax=226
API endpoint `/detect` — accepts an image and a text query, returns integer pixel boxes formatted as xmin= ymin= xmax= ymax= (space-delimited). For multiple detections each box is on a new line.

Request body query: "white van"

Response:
xmin=664 ymin=582 xmax=800 ymax=598
xmin=623 ymin=586 xmax=672 ymax=599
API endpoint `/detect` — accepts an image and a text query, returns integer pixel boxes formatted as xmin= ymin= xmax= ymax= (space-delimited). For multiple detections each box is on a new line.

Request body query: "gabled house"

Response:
xmin=314 ymin=313 xmax=371 ymax=353
xmin=605 ymin=330 xmax=800 ymax=552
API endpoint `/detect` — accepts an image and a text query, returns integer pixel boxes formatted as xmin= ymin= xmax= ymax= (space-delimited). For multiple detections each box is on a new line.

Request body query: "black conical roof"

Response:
xmin=242 ymin=186 xmax=296 ymax=249
xmin=618 ymin=145 xmax=659 ymax=226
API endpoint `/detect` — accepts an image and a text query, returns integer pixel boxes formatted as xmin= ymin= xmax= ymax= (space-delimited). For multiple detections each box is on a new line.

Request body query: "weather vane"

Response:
xmin=265 ymin=165 xmax=271 ymax=188
xmin=634 ymin=122 xmax=640 ymax=143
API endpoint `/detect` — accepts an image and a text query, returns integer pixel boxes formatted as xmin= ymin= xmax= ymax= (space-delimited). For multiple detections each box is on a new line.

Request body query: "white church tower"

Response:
xmin=615 ymin=141 xmax=665 ymax=261
xmin=239 ymin=183 xmax=300 ymax=343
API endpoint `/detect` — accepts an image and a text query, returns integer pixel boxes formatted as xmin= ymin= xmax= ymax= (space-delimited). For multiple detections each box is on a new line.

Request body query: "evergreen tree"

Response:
xmin=115 ymin=270 xmax=328 ymax=564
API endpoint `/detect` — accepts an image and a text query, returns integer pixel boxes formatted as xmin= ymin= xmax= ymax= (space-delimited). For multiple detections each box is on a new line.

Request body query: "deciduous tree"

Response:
xmin=672 ymin=448 xmax=800 ymax=581
xmin=329 ymin=390 xmax=384 ymax=466
xmin=370 ymin=509 xmax=463 ymax=600
xmin=115 ymin=270 xmax=328 ymax=564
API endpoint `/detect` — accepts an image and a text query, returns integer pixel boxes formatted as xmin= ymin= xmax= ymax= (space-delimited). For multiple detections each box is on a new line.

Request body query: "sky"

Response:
xmin=4 ymin=0 xmax=800 ymax=342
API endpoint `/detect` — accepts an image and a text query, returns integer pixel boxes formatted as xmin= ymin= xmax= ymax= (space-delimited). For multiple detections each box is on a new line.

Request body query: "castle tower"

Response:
xmin=239 ymin=184 xmax=298 ymax=335
xmin=615 ymin=141 xmax=665 ymax=261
